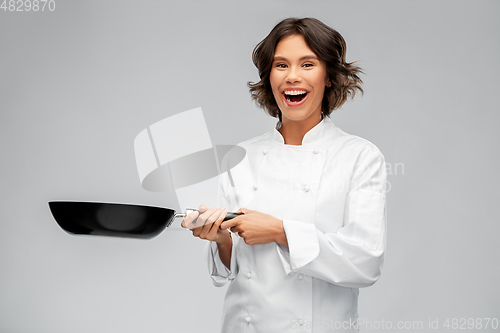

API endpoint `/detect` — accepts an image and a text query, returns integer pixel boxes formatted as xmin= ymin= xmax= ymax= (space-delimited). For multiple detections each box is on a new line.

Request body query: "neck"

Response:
xmin=279 ymin=114 xmax=322 ymax=145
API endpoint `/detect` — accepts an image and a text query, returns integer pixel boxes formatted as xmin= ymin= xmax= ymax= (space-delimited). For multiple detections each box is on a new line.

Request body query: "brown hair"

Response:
xmin=248 ymin=17 xmax=363 ymax=119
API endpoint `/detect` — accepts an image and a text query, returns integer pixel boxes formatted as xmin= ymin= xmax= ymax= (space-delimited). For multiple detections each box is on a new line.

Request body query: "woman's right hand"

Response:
xmin=181 ymin=204 xmax=231 ymax=245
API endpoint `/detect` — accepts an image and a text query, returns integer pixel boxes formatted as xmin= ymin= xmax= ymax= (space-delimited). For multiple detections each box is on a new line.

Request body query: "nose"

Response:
xmin=286 ymin=66 xmax=302 ymax=83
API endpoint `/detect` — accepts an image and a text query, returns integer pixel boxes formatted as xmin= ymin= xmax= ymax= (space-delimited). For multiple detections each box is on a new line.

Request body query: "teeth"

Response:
xmin=284 ymin=90 xmax=307 ymax=95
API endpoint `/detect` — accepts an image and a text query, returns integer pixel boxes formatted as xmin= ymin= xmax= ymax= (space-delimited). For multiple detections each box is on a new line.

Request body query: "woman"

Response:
xmin=181 ymin=17 xmax=387 ymax=332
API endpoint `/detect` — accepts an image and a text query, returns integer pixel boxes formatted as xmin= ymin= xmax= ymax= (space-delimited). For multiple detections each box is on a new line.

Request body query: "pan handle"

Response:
xmin=177 ymin=209 xmax=242 ymax=221
xmin=223 ymin=212 xmax=242 ymax=220
xmin=172 ymin=209 xmax=241 ymax=227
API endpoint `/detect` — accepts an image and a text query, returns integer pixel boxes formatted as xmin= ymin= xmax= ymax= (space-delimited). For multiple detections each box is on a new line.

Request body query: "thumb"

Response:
xmin=237 ymin=207 xmax=253 ymax=214
xmin=220 ymin=218 xmax=239 ymax=230
xmin=198 ymin=204 xmax=208 ymax=213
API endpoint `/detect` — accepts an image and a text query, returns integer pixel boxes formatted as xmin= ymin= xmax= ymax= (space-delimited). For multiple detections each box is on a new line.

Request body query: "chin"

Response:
xmin=281 ymin=109 xmax=319 ymax=122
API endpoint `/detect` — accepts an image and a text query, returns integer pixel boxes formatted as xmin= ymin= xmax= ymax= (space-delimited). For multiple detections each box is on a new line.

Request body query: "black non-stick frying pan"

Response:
xmin=49 ymin=201 xmax=240 ymax=239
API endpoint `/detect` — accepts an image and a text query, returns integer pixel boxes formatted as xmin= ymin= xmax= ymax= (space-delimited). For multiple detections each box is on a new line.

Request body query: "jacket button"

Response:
xmin=253 ymin=184 xmax=258 ymax=190
xmin=299 ymin=319 xmax=305 ymax=326
xmin=246 ymin=272 xmax=252 ymax=279
xmin=313 ymin=149 xmax=319 ymax=154
xmin=245 ymin=316 xmax=252 ymax=323
xmin=297 ymin=273 xmax=304 ymax=280
xmin=303 ymin=185 xmax=310 ymax=192
xmin=262 ymin=150 xmax=268 ymax=155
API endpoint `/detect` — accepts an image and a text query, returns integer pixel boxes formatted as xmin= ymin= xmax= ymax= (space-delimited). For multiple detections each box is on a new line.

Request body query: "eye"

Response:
xmin=303 ymin=63 xmax=314 ymax=68
xmin=275 ymin=63 xmax=287 ymax=68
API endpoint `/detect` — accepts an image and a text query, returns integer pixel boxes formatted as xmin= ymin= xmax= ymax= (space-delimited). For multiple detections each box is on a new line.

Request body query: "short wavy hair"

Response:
xmin=248 ymin=17 xmax=363 ymax=119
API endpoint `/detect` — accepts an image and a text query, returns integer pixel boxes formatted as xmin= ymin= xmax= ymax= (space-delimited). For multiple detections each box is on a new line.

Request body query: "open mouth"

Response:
xmin=282 ymin=90 xmax=309 ymax=106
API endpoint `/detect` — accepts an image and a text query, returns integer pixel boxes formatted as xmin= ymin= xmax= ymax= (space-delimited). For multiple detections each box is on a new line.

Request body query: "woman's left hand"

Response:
xmin=220 ymin=208 xmax=288 ymax=247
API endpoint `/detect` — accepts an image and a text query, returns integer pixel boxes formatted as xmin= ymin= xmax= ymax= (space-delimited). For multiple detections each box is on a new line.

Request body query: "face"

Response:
xmin=269 ymin=34 xmax=329 ymax=125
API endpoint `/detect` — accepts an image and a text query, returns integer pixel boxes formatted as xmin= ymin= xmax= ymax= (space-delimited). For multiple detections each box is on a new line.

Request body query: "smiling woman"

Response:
xmin=272 ymin=37 xmax=327 ymax=115
xmin=248 ymin=17 xmax=363 ymax=122
xmin=270 ymin=35 xmax=329 ymax=144
xmin=181 ymin=17 xmax=387 ymax=333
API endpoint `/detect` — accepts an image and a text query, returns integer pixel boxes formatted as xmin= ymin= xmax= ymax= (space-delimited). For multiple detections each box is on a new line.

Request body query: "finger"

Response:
xmin=190 ymin=207 xmax=218 ymax=229
xmin=230 ymin=225 xmax=242 ymax=233
xmin=237 ymin=207 xmax=253 ymax=214
xmin=206 ymin=208 xmax=227 ymax=240
xmin=192 ymin=224 xmax=205 ymax=237
xmin=197 ymin=222 xmax=213 ymax=239
xmin=198 ymin=204 xmax=208 ymax=213
xmin=199 ymin=207 xmax=217 ymax=221
xmin=193 ymin=210 xmax=219 ymax=236
xmin=202 ymin=207 xmax=224 ymax=227
xmin=199 ymin=208 xmax=225 ymax=239
xmin=220 ymin=217 xmax=240 ymax=230
xmin=183 ymin=211 xmax=199 ymax=229
xmin=181 ymin=211 xmax=198 ymax=228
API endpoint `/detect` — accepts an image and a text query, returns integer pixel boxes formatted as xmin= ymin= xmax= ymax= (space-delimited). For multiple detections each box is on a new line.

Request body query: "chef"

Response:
xmin=181 ymin=17 xmax=387 ymax=333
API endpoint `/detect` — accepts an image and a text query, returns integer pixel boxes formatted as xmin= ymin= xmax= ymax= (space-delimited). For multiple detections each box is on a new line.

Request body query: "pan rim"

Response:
xmin=48 ymin=200 xmax=175 ymax=211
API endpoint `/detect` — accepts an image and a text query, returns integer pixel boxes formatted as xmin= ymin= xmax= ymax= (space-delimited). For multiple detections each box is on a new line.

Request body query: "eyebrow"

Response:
xmin=273 ymin=55 xmax=319 ymax=62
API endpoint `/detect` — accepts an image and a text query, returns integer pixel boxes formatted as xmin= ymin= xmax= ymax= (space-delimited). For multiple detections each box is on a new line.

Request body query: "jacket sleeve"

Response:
xmin=277 ymin=147 xmax=387 ymax=288
xmin=205 ymin=170 xmax=239 ymax=287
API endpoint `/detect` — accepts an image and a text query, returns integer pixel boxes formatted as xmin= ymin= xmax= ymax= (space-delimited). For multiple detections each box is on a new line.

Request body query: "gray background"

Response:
xmin=1 ymin=0 xmax=499 ymax=332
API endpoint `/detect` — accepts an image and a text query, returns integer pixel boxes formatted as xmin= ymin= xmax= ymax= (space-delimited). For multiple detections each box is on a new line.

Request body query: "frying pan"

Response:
xmin=49 ymin=108 xmax=245 ymax=240
xmin=49 ymin=201 xmax=240 ymax=239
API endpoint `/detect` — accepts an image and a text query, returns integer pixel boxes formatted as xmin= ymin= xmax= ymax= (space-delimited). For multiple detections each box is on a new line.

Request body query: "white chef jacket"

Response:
xmin=206 ymin=117 xmax=387 ymax=333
